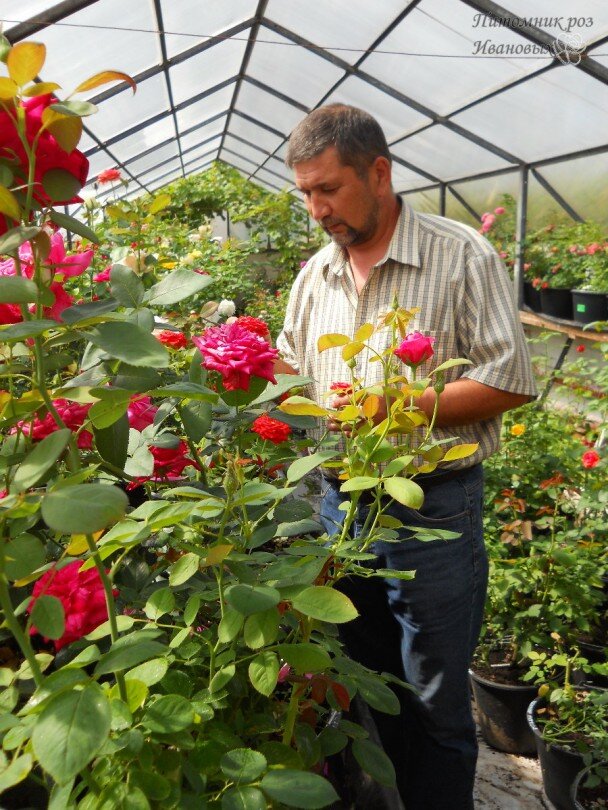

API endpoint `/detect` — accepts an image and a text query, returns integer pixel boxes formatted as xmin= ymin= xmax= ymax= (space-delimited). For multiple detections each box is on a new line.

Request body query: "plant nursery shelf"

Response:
xmin=519 ymin=310 xmax=608 ymax=342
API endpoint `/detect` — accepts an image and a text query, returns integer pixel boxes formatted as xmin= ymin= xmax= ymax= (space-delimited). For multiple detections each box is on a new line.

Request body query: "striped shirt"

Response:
xmin=276 ymin=200 xmax=538 ymax=469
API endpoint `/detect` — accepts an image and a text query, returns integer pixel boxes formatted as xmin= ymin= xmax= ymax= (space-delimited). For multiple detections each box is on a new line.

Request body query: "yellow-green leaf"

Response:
xmin=0 ymin=186 xmax=21 ymax=223
xmin=148 ymin=193 xmax=171 ymax=215
xmin=22 ymin=81 xmax=61 ymax=97
xmin=74 ymin=70 xmax=136 ymax=95
xmin=342 ymin=341 xmax=365 ymax=361
xmin=43 ymin=110 xmax=82 ymax=153
xmin=362 ymin=395 xmax=380 ymax=419
xmin=279 ymin=396 xmax=328 ymax=417
xmin=204 ymin=544 xmax=233 ymax=566
xmin=333 ymin=404 xmax=360 ymax=422
xmin=442 ymin=443 xmax=479 ymax=462
xmin=382 ymin=477 xmax=425 ymax=510
xmin=0 ymin=77 xmax=18 ymax=100
xmin=317 ymin=333 xmax=349 ymax=352
xmin=7 ymin=42 xmax=46 ymax=87
xmin=354 ymin=323 xmax=374 ymax=342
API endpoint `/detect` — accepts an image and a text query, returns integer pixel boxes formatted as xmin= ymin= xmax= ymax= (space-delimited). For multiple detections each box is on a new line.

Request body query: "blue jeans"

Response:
xmin=320 ymin=465 xmax=488 ymax=810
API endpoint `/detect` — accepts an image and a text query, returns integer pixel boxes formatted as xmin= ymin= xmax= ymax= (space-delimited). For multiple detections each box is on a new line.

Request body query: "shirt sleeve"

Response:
xmin=457 ymin=249 xmax=538 ymax=397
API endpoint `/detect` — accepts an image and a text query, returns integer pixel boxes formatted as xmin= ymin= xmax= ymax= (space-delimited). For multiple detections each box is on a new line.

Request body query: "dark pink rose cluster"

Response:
xmin=394 ymin=332 xmax=435 ymax=367
xmin=17 ymin=398 xmax=93 ymax=449
xmin=192 ymin=322 xmax=278 ymax=391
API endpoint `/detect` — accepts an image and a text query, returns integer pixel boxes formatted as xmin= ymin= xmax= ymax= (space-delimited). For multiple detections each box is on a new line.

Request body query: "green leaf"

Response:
xmin=0 ymin=225 xmax=40 ymax=255
xmin=180 ymin=399 xmax=212 ymax=443
xmin=110 ymin=263 xmax=145 ymax=308
xmin=441 ymin=443 xmax=478 ymax=462
xmin=292 ymin=586 xmax=358 ymax=624
xmin=248 ymin=651 xmax=279 ymax=697
xmin=29 ymin=594 xmax=65 ymax=640
xmin=277 ymin=643 xmax=331 ymax=674
xmin=95 ymin=640 xmax=167 ymax=676
xmin=51 ymin=99 xmax=97 ymax=117
xmin=142 ymin=694 xmax=194 ymax=733
xmin=431 ymin=357 xmax=473 ymax=375
xmin=218 ymin=607 xmax=244 ymax=643
xmin=210 ymin=665 xmax=236 ymax=693
xmin=0 ymin=753 xmax=33 ymax=793
xmin=352 ymin=738 xmax=396 ymax=787
xmin=3 ymin=532 xmax=46 ymax=580
xmin=82 ymin=321 xmax=169 ymax=368
xmin=225 ymin=584 xmax=280 ymax=616
xmin=41 ymin=483 xmax=128 ymax=534
xmin=125 ymin=657 xmax=168 ymax=686
xmin=222 ymin=786 xmax=267 ymax=810
xmin=169 ymin=553 xmax=200 ymax=586
xmin=250 ymin=373 xmax=313 ymax=406
xmin=88 ymin=388 xmax=131 ymax=429
xmin=148 ymin=193 xmax=171 ymax=215
xmin=244 ymin=609 xmax=279 ymax=649
xmin=0 ymin=276 xmax=38 ymax=304
xmin=221 ymin=748 xmax=267 ymax=782
xmin=144 ymin=587 xmax=175 ymax=621
xmin=0 ymin=319 xmax=58 ymax=341
xmin=0 ymin=184 xmax=21 ymax=222
xmin=10 ymin=428 xmax=71 ymax=493
xmin=41 ymin=168 xmax=83 ymax=202
xmin=260 ymin=770 xmax=339 ymax=809
xmin=93 ymin=413 xmax=129 ymax=470
xmin=49 ymin=210 xmax=99 ymax=244
xmin=32 ymin=683 xmax=111 ymax=783
xmin=382 ymin=477 xmax=425 ymax=510
xmin=339 ymin=476 xmax=379 ymax=492
xmin=60 ymin=297 xmax=118 ymax=324
xmin=287 ymin=450 xmax=341 ymax=483
xmin=354 ymin=676 xmax=400 ymax=715
xmin=144 ymin=266 xmax=211 ymax=306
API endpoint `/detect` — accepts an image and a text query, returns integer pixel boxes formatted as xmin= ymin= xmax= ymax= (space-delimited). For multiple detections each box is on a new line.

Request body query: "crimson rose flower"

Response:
xmin=97 ymin=168 xmax=122 ymax=183
xmin=93 ymin=266 xmax=112 ymax=283
xmin=582 ymin=450 xmax=600 ymax=469
xmin=150 ymin=440 xmax=198 ymax=478
xmin=235 ymin=316 xmax=270 ymax=337
xmin=157 ymin=330 xmax=189 ymax=349
xmin=394 ymin=332 xmax=435 ymax=367
xmin=192 ymin=323 xmax=278 ymax=391
xmin=16 ymin=398 xmax=92 ymax=449
xmin=127 ymin=396 xmax=158 ymax=431
xmin=330 ymin=381 xmax=353 ymax=394
xmin=27 ymin=561 xmax=117 ymax=651
xmin=252 ymin=413 xmax=291 ymax=444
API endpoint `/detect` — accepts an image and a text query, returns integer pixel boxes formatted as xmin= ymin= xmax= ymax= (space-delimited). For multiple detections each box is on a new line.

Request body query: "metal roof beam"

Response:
xmin=531 ymin=169 xmax=583 ymax=222
xmin=152 ymin=0 xmax=184 ymax=177
xmin=4 ymin=0 xmax=99 ymax=42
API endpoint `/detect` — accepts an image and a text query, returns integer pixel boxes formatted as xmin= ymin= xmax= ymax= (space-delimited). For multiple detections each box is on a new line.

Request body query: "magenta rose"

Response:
xmin=394 ymin=332 xmax=435 ymax=368
xmin=192 ymin=322 xmax=278 ymax=391
xmin=127 ymin=395 xmax=158 ymax=431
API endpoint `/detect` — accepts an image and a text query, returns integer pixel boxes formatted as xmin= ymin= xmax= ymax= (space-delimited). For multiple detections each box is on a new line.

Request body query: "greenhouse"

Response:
xmin=0 ymin=2 xmax=607 ymax=809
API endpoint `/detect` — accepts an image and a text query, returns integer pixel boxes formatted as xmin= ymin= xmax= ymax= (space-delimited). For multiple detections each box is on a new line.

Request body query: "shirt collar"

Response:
xmin=323 ymin=197 xmax=422 ymax=277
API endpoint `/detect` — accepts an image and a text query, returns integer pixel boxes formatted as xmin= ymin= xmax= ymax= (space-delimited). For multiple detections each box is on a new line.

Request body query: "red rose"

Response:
xmin=157 ymin=330 xmax=189 ymax=349
xmin=252 ymin=413 xmax=291 ymax=444
xmin=394 ymin=332 xmax=435 ymax=367
xmin=576 ymin=345 xmax=586 ymax=353
xmin=582 ymin=450 xmax=600 ymax=469
xmin=192 ymin=323 xmax=278 ymax=391
xmin=330 ymin=382 xmax=353 ymax=394
xmin=16 ymin=398 xmax=92 ymax=449
xmin=97 ymin=168 xmax=122 ymax=184
xmin=235 ymin=316 xmax=270 ymax=337
xmin=93 ymin=266 xmax=112 ymax=283
xmin=127 ymin=396 xmax=158 ymax=431
xmin=0 ymin=303 xmax=23 ymax=325
xmin=150 ymin=440 xmax=198 ymax=479
xmin=27 ymin=561 xmax=117 ymax=651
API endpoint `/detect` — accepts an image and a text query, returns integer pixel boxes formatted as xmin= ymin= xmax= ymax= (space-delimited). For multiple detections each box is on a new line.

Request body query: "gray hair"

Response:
xmin=286 ymin=104 xmax=391 ymax=176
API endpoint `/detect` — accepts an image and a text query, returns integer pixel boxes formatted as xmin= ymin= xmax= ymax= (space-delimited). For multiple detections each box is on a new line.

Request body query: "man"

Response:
xmin=275 ymin=104 xmax=537 ymax=810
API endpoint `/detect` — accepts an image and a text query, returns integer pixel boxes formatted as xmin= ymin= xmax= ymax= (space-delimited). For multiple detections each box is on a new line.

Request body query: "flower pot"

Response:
xmin=572 ymin=638 xmax=608 ymax=689
xmin=572 ymin=762 xmax=608 ymax=809
xmin=527 ymin=696 xmax=587 ymax=810
xmin=571 ymin=290 xmax=608 ymax=325
xmin=540 ymin=288 xmax=574 ymax=320
xmin=470 ymin=666 xmax=538 ymax=754
xmin=523 ymin=281 xmax=542 ymax=312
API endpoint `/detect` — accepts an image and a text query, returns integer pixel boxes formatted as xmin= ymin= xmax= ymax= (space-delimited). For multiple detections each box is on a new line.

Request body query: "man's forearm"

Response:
xmin=418 ymin=379 xmax=532 ymax=428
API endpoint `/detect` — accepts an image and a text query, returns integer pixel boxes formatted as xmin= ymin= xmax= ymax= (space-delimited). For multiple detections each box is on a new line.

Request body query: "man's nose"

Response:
xmin=308 ymin=193 xmax=330 ymax=221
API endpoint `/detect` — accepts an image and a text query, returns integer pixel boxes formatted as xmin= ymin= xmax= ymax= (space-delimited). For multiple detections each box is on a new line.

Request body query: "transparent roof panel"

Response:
xmin=182 ymin=139 xmax=222 ymax=164
xmin=360 ymin=0 xmax=547 ymax=117
xmin=162 ymin=0 xmax=256 ymax=58
xmin=255 ymin=167 xmax=291 ymax=190
xmin=92 ymin=75 xmax=170 ymax=142
xmin=176 ymin=84 xmax=234 ymax=130
xmin=229 ymin=116 xmax=284 ymax=153
xmin=498 ymin=1 xmax=608 ymax=44
xmin=100 ymin=119 xmax=177 ymax=163
xmin=141 ymin=158 xmax=183 ymax=185
xmin=536 ymin=154 xmax=608 ymax=227
xmin=148 ymin=170 xmax=184 ymax=192
xmin=223 ymin=135 xmax=269 ymax=165
xmin=392 ymin=125 xmax=512 ymax=181
xmin=391 ymin=163 xmax=436 ymax=192
xmin=36 ymin=0 xmax=160 ymax=89
xmin=180 ymin=118 xmax=227 ymax=151
xmin=452 ymin=65 xmax=608 ymax=163
xmin=235 ymin=83 xmax=302 ymax=136
xmin=127 ymin=143 xmax=179 ymax=175
xmin=168 ymin=38 xmax=246 ymax=106
xmin=325 ymin=76 xmax=432 ymax=141
xmin=247 ymin=30 xmax=344 ymax=108
xmin=449 ymin=172 xmax=520 ymax=222
xmin=1 ymin=2 xmax=49 ymax=31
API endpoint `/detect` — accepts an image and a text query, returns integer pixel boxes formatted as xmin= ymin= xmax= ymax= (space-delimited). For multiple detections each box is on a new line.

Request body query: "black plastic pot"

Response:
xmin=540 ymin=287 xmax=574 ymax=320
xmin=469 ymin=667 xmax=538 ymax=754
xmin=523 ymin=281 xmax=542 ymax=312
xmin=527 ymin=697 xmax=586 ymax=810
xmin=573 ymin=639 xmax=608 ymax=689
xmin=572 ymin=762 xmax=608 ymax=809
xmin=572 ymin=290 xmax=608 ymax=325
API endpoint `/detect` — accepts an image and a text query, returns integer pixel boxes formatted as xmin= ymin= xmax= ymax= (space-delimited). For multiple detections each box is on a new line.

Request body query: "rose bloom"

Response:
xmin=17 ymin=399 xmax=92 ymax=449
xmin=394 ymin=332 xmax=435 ymax=367
xmin=151 ymin=440 xmax=198 ymax=479
xmin=576 ymin=344 xmax=586 ymax=353
xmin=510 ymin=423 xmax=526 ymax=437
xmin=157 ymin=330 xmax=188 ymax=349
xmin=192 ymin=323 xmax=278 ymax=391
xmin=330 ymin=381 xmax=353 ymax=394
xmin=127 ymin=396 xmax=158 ymax=431
xmin=582 ymin=450 xmax=601 ymax=469
xmin=235 ymin=316 xmax=270 ymax=338
xmin=27 ymin=561 xmax=117 ymax=651
xmin=97 ymin=168 xmax=122 ymax=183
xmin=0 ymin=302 xmax=23 ymax=325
xmin=93 ymin=266 xmax=112 ymax=283
xmin=252 ymin=413 xmax=292 ymax=444
xmin=494 ymin=206 xmax=506 ymax=215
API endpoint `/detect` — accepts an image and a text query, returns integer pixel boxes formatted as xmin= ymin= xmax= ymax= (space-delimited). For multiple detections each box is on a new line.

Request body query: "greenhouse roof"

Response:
xmin=2 ymin=0 xmax=608 ymax=221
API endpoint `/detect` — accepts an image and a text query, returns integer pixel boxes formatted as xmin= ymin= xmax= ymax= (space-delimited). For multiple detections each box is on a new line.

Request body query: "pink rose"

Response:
xmin=127 ymin=396 xmax=158 ymax=431
xmin=494 ymin=206 xmax=506 ymax=215
xmin=27 ymin=561 xmax=117 ymax=650
xmin=192 ymin=323 xmax=278 ymax=391
xmin=16 ymin=398 xmax=92 ymax=449
xmin=93 ymin=266 xmax=112 ymax=283
xmin=394 ymin=332 xmax=435 ymax=367
xmin=582 ymin=450 xmax=600 ymax=469
xmin=481 ymin=215 xmax=495 ymax=233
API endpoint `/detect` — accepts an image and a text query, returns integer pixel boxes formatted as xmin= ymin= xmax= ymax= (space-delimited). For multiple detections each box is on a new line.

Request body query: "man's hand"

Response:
xmin=327 ymin=393 xmax=389 ymax=434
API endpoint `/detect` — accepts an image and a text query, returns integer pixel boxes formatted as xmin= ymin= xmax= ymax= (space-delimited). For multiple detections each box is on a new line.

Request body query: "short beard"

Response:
xmin=321 ymin=206 xmax=379 ymax=247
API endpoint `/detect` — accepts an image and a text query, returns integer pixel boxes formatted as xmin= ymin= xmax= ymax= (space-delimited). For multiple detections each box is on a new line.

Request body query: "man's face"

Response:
xmin=293 ymin=146 xmax=380 ymax=248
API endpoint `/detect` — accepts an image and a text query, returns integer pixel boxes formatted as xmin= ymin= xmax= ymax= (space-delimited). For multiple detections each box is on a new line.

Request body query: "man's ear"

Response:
xmin=371 ymin=156 xmax=392 ymax=196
